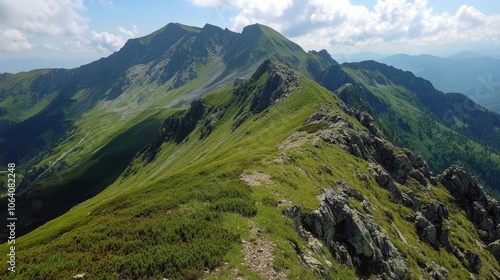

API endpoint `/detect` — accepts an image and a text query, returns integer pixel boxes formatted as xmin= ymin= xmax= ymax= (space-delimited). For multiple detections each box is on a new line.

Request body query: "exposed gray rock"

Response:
xmin=368 ymin=163 xmax=402 ymax=202
xmin=487 ymin=240 xmax=500 ymax=260
xmin=392 ymin=154 xmax=412 ymax=184
xmin=362 ymin=200 xmax=372 ymax=214
xmin=287 ymin=189 xmax=408 ymax=279
xmin=409 ymin=169 xmax=427 ymax=186
xmin=464 ymin=250 xmax=483 ymax=273
xmin=414 ymin=203 xmax=453 ymax=250
xmin=357 ymin=111 xmax=382 ymax=137
xmin=302 ymin=255 xmax=332 ymax=280
xmin=401 ymin=192 xmax=415 ymax=209
xmin=425 ymin=263 xmax=448 ymax=280
xmin=306 ymin=109 xmax=431 ymax=190
xmin=336 ymin=243 xmax=354 ymax=267
xmin=248 ymin=59 xmax=300 ymax=114
xmin=438 ymin=166 xmax=500 ymax=242
xmin=338 ymin=180 xmax=364 ymax=201
xmin=415 ymin=212 xmax=438 ymax=247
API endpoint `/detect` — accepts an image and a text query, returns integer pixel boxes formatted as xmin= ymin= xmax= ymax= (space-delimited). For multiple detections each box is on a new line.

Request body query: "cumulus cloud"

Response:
xmin=0 ymin=28 xmax=33 ymax=52
xmin=190 ymin=0 xmax=500 ymax=52
xmin=118 ymin=25 xmax=138 ymax=37
xmin=91 ymin=26 xmax=139 ymax=52
xmin=97 ymin=0 xmax=113 ymax=8
xmin=91 ymin=31 xmax=122 ymax=52
xmin=0 ymin=0 xmax=88 ymax=52
xmin=0 ymin=0 xmax=88 ymax=36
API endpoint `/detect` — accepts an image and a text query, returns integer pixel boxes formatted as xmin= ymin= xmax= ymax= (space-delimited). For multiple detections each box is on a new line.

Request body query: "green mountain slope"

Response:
xmin=2 ymin=60 xmax=499 ymax=279
xmin=380 ymin=54 xmax=500 ymax=113
xmin=0 ymin=23 xmax=336 ymax=238
xmin=315 ymin=61 xmax=500 ymax=195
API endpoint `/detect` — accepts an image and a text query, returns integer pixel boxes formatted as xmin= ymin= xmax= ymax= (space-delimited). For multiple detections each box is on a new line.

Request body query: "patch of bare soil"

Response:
xmin=241 ymin=221 xmax=287 ymax=279
xmin=278 ymin=131 xmax=309 ymax=150
xmin=240 ymin=172 xmax=271 ymax=186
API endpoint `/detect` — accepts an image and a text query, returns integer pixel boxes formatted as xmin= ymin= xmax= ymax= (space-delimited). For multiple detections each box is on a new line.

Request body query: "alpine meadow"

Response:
xmin=1 ymin=22 xmax=500 ymax=279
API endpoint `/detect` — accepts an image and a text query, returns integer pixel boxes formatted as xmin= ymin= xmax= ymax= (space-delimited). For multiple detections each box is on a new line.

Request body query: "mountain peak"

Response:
xmin=136 ymin=22 xmax=200 ymax=45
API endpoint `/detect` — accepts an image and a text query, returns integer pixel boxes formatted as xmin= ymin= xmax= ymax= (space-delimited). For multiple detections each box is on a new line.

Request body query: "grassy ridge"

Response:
xmin=0 ymin=68 xmax=349 ymax=279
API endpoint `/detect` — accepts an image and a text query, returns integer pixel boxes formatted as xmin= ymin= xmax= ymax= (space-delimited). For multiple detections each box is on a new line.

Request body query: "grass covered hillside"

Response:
xmin=315 ymin=61 xmax=500 ymax=197
xmin=0 ymin=23 xmax=336 ymax=237
xmin=2 ymin=60 xmax=499 ymax=279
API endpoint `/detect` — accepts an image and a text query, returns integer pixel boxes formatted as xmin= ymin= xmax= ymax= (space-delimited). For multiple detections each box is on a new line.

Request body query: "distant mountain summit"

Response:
xmin=379 ymin=53 xmax=500 ymax=113
xmin=0 ymin=22 xmax=335 ymax=164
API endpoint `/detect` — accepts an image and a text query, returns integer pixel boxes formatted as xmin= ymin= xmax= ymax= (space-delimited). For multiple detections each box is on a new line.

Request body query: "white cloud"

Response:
xmin=91 ymin=26 xmax=139 ymax=53
xmin=98 ymin=0 xmax=113 ymax=8
xmin=43 ymin=42 xmax=61 ymax=51
xmin=0 ymin=28 xmax=33 ymax=52
xmin=0 ymin=0 xmax=88 ymax=36
xmin=190 ymin=0 xmax=500 ymax=52
xmin=91 ymin=31 xmax=125 ymax=52
xmin=118 ymin=25 xmax=138 ymax=37
xmin=0 ymin=0 xmax=89 ymax=53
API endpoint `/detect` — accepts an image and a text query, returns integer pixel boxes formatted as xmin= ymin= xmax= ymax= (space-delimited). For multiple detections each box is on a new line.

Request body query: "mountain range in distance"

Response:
xmin=4 ymin=49 xmax=499 ymax=114
xmin=1 ymin=22 xmax=500 ymax=279
xmin=334 ymin=51 xmax=500 ymax=114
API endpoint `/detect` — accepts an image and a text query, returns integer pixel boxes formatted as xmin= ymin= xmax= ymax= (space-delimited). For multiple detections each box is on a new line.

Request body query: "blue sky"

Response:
xmin=1 ymin=0 xmax=500 ymax=73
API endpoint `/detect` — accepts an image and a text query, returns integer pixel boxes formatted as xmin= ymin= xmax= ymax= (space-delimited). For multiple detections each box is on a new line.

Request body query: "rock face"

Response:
xmin=286 ymin=188 xmax=408 ymax=279
xmin=487 ymin=240 xmax=500 ymax=260
xmin=413 ymin=203 xmax=451 ymax=249
xmin=232 ymin=59 xmax=300 ymax=129
xmin=248 ymin=59 xmax=300 ymax=114
xmin=291 ymin=108 xmax=499 ymax=277
xmin=438 ymin=166 xmax=500 ymax=242
xmin=136 ymin=99 xmax=209 ymax=163
xmin=307 ymin=108 xmax=431 ymax=190
xmin=307 ymin=108 xmax=431 ymax=210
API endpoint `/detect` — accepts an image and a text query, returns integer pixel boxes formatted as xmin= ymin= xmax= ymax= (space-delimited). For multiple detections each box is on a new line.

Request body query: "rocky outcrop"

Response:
xmin=306 ymin=109 xmax=431 ymax=189
xmin=413 ymin=203 xmax=451 ymax=249
xmin=286 ymin=188 xmax=408 ymax=279
xmin=368 ymin=163 xmax=403 ymax=202
xmin=248 ymin=59 xmax=300 ymax=113
xmin=409 ymin=200 xmax=485 ymax=274
xmin=487 ymin=240 xmax=500 ymax=260
xmin=137 ymin=99 xmax=208 ymax=163
xmin=438 ymin=166 xmax=500 ymax=242
xmin=232 ymin=59 xmax=300 ymax=129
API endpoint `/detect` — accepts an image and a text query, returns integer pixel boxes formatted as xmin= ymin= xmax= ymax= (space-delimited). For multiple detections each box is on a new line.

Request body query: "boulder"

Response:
xmin=464 ymin=250 xmax=482 ymax=273
xmin=295 ymin=189 xmax=407 ymax=279
xmin=369 ymin=164 xmax=402 ymax=201
xmin=414 ymin=203 xmax=452 ymax=249
xmin=487 ymin=240 xmax=500 ymax=260
xmin=438 ymin=166 xmax=500 ymax=242
xmin=414 ymin=212 xmax=437 ymax=247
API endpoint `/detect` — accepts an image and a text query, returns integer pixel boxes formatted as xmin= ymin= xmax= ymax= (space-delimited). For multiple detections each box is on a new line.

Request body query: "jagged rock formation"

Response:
xmin=437 ymin=166 xmax=500 ymax=268
xmin=232 ymin=59 xmax=300 ymax=129
xmin=438 ymin=166 xmax=500 ymax=243
xmin=136 ymin=100 xmax=209 ymax=163
xmin=248 ymin=59 xmax=300 ymax=113
xmin=306 ymin=100 xmax=431 ymax=208
xmin=281 ymin=99 xmax=500 ymax=277
xmin=413 ymin=202 xmax=451 ymax=249
xmin=286 ymin=188 xmax=408 ymax=279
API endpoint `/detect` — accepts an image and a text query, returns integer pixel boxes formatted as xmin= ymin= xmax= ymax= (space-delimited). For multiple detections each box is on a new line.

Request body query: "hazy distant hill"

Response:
xmin=332 ymin=51 xmax=387 ymax=63
xmin=380 ymin=53 xmax=500 ymax=113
